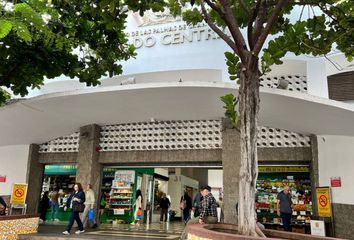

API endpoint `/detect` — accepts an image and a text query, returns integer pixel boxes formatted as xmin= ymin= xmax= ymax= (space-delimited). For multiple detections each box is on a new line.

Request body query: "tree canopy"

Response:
xmin=162 ymin=0 xmax=353 ymax=236
xmin=0 ymin=0 xmax=137 ymax=104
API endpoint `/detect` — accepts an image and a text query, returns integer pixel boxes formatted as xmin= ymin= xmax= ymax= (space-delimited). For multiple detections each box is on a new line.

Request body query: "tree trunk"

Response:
xmin=237 ymin=53 xmax=262 ymax=237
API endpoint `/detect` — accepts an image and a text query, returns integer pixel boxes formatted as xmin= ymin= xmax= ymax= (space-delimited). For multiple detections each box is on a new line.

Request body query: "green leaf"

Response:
xmin=12 ymin=22 xmax=32 ymax=42
xmin=0 ymin=20 xmax=13 ymax=39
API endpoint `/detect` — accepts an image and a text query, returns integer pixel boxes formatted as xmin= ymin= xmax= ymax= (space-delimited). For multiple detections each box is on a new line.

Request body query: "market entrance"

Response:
xmin=40 ymin=163 xmax=313 ymax=234
xmin=99 ymin=166 xmax=223 ymax=225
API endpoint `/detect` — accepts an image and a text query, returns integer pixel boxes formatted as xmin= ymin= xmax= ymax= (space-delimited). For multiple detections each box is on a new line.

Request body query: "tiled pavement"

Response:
xmin=19 ymin=221 xmax=185 ymax=240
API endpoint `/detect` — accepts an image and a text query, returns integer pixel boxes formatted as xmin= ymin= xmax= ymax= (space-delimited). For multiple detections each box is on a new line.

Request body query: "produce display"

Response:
xmin=256 ymin=178 xmax=312 ymax=226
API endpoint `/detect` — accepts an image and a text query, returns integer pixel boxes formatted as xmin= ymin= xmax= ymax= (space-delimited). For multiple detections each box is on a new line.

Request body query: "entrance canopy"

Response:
xmin=1 ymin=82 xmax=354 ymax=146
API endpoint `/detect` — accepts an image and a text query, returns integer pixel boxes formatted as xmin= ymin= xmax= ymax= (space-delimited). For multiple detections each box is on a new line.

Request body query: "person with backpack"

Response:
xmin=180 ymin=191 xmax=192 ymax=224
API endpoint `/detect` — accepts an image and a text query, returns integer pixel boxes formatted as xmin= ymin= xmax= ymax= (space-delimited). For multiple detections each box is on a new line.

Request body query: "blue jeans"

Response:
xmin=280 ymin=212 xmax=292 ymax=232
xmin=51 ymin=203 xmax=59 ymax=220
xmin=67 ymin=211 xmax=83 ymax=232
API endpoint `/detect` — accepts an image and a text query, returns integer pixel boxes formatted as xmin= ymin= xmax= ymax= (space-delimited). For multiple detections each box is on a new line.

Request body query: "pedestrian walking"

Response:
xmin=277 ymin=185 xmax=293 ymax=232
xmin=99 ymin=192 xmax=108 ymax=224
xmin=159 ymin=193 xmax=170 ymax=222
xmin=131 ymin=189 xmax=143 ymax=225
xmin=49 ymin=188 xmax=60 ymax=221
xmin=39 ymin=191 xmax=50 ymax=223
xmin=62 ymin=183 xmax=86 ymax=235
xmin=180 ymin=191 xmax=192 ymax=224
xmin=80 ymin=184 xmax=97 ymax=228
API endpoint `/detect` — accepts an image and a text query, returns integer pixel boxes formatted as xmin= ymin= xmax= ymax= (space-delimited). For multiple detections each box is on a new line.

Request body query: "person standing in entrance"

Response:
xmin=81 ymin=184 xmax=97 ymax=228
xmin=159 ymin=193 xmax=170 ymax=222
xmin=180 ymin=191 xmax=192 ymax=224
xmin=39 ymin=191 xmax=50 ymax=223
xmin=49 ymin=188 xmax=60 ymax=222
xmin=192 ymin=188 xmax=203 ymax=218
xmin=63 ymin=183 xmax=86 ymax=235
xmin=277 ymin=185 xmax=293 ymax=232
xmin=131 ymin=189 xmax=143 ymax=225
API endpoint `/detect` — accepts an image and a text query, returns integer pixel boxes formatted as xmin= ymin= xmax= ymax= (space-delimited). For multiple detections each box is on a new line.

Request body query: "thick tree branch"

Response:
xmin=219 ymin=0 xmax=248 ymax=62
xmin=200 ymin=2 xmax=239 ymax=55
xmin=253 ymin=1 xmax=267 ymax=47
xmin=247 ymin=0 xmax=261 ymax=50
xmin=204 ymin=0 xmax=225 ymax=15
xmin=253 ymin=0 xmax=289 ymax=56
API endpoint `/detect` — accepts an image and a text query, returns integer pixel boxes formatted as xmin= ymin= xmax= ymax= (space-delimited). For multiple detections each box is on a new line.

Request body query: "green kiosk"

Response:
xmin=42 ymin=165 xmax=154 ymax=223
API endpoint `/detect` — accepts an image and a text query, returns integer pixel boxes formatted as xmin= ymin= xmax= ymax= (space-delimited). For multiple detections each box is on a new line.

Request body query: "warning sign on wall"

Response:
xmin=11 ymin=183 xmax=28 ymax=205
xmin=316 ymin=187 xmax=332 ymax=218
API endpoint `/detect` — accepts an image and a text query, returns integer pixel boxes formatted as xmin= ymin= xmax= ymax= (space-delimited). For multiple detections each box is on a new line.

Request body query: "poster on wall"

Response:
xmin=310 ymin=220 xmax=326 ymax=236
xmin=114 ymin=170 xmax=135 ymax=185
xmin=0 ymin=175 xmax=6 ymax=183
xmin=316 ymin=187 xmax=332 ymax=218
xmin=330 ymin=177 xmax=341 ymax=187
xmin=10 ymin=183 xmax=28 ymax=205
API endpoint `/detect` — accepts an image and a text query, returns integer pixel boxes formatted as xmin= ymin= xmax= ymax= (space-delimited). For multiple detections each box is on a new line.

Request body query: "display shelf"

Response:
xmin=256 ymin=176 xmax=312 ymax=228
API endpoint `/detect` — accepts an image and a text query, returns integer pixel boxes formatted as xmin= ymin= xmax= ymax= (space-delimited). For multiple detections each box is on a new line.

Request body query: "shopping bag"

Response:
xmin=88 ymin=208 xmax=95 ymax=221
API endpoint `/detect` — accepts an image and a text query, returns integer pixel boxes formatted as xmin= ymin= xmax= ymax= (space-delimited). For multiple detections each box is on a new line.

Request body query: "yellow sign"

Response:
xmin=258 ymin=166 xmax=309 ymax=173
xmin=11 ymin=183 xmax=28 ymax=205
xmin=316 ymin=187 xmax=332 ymax=217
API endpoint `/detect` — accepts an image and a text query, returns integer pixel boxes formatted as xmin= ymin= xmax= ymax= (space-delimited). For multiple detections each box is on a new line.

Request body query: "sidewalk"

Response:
xmin=19 ymin=222 xmax=183 ymax=240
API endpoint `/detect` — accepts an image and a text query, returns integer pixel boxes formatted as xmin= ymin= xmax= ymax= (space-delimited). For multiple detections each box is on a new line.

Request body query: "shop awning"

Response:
xmin=1 ymin=82 xmax=354 ymax=146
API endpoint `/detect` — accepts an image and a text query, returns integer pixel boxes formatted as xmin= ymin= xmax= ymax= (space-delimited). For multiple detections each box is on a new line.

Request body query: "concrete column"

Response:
xmin=310 ymin=135 xmax=320 ymax=217
xmin=26 ymin=144 xmax=44 ymax=214
xmin=221 ymin=118 xmax=241 ymax=224
xmin=76 ymin=124 xmax=102 ymax=225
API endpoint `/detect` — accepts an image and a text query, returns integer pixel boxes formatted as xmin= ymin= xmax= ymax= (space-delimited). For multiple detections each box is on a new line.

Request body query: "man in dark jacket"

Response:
xmin=159 ymin=193 xmax=170 ymax=222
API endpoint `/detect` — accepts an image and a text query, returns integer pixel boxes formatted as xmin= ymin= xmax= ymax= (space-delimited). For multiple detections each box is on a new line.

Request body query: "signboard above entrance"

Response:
xmin=258 ymin=166 xmax=309 ymax=173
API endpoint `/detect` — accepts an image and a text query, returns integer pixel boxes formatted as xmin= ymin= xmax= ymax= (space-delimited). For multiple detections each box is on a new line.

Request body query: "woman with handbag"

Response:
xmin=131 ymin=189 xmax=143 ymax=226
xmin=62 ymin=183 xmax=86 ymax=235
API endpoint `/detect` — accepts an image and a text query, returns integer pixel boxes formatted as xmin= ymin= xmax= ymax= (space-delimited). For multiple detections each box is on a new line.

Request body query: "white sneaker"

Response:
xmin=62 ymin=231 xmax=70 ymax=235
xmin=75 ymin=230 xmax=85 ymax=234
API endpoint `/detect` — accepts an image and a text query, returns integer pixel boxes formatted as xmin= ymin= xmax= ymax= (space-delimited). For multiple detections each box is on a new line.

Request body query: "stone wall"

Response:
xmin=333 ymin=203 xmax=354 ymax=239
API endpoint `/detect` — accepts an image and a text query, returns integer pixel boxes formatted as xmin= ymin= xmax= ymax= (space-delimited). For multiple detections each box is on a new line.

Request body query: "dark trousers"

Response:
xmin=183 ymin=209 xmax=190 ymax=222
xmin=39 ymin=208 xmax=48 ymax=221
xmin=160 ymin=208 xmax=168 ymax=222
xmin=67 ymin=211 xmax=84 ymax=232
xmin=280 ymin=212 xmax=292 ymax=232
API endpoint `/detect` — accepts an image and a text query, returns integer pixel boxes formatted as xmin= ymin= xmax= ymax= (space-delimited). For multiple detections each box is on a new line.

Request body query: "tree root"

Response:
xmin=255 ymin=224 xmax=267 ymax=238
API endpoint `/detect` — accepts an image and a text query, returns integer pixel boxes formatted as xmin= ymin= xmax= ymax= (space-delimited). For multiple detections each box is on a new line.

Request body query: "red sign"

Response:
xmin=330 ymin=177 xmax=341 ymax=187
xmin=319 ymin=195 xmax=328 ymax=207
xmin=0 ymin=175 xmax=6 ymax=183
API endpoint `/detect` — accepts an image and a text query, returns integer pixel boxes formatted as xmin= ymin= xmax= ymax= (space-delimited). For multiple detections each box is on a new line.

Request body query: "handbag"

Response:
xmin=137 ymin=208 xmax=143 ymax=220
xmin=180 ymin=198 xmax=187 ymax=210
xmin=72 ymin=202 xmax=85 ymax=213
xmin=88 ymin=208 xmax=95 ymax=221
